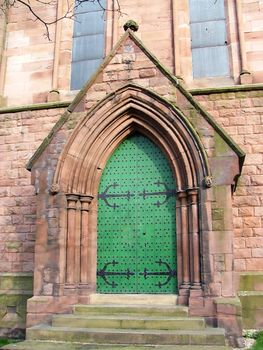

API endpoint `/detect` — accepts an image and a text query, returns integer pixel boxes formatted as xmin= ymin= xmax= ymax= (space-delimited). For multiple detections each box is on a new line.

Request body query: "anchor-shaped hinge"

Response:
xmin=98 ymin=181 xmax=176 ymax=209
xmin=97 ymin=260 xmax=135 ymax=288
xmin=139 ymin=259 xmax=176 ymax=288
xmin=139 ymin=181 xmax=176 ymax=207
xmin=98 ymin=183 xmax=135 ymax=209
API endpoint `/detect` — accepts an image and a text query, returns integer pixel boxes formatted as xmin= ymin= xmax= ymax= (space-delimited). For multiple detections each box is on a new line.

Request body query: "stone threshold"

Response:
xmin=89 ymin=294 xmax=178 ymax=305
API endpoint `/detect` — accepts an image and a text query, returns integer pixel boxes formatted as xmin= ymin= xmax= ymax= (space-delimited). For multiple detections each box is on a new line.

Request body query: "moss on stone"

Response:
xmin=214 ymin=132 xmax=231 ymax=156
xmin=65 ymin=112 xmax=83 ymax=130
xmin=187 ymin=109 xmax=198 ymax=126
xmin=190 ymin=83 xmax=263 ymax=96
xmin=239 ymin=293 xmax=263 ymax=329
xmin=212 ymin=208 xmax=224 ymax=221
xmin=239 ymin=273 xmax=263 ymax=291
xmin=0 ymin=274 xmax=33 ymax=291
xmin=238 ymin=274 xmax=263 ymax=329
xmin=215 ymin=297 xmax=242 ymax=307
xmin=0 ymin=274 xmax=33 ymax=333
xmin=26 ymin=110 xmax=71 ymax=170
xmin=235 ymin=91 xmax=248 ymax=99
xmin=0 ymin=101 xmax=70 ymax=114
xmin=220 ymin=92 xmax=236 ymax=100
xmin=250 ymin=90 xmax=263 ymax=98
xmin=212 ymin=219 xmax=225 ymax=231
xmin=4 ymin=242 xmax=21 ymax=252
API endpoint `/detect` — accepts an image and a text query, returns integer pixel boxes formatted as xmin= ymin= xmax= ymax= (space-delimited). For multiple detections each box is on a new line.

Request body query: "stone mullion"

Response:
xmin=79 ymin=195 xmax=93 ymax=286
xmin=188 ymin=191 xmax=194 ymax=286
xmin=188 ymin=189 xmax=201 ymax=289
xmin=176 ymin=197 xmax=183 ymax=288
xmin=178 ymin=191 xmax=190 ymax=291
xmin=75 ymin=199 xmax=81 ymax=285
xmin=66 ymin=194 xmax=79 ymax=285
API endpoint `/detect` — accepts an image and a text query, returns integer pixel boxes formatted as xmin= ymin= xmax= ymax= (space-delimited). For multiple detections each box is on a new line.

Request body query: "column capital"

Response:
xmin=66 ymin=194 xmax=79 ymax=210
xmin=177 ymin=190 xmax=187 ymax=199
xmin=80 ymin=195 xmax=93 ymax=211
xmin=66 ymin=194 xmax=79 ymax=201
xmin=187 ymin=188 xmax=199 ymax=201
xmin=79 ymin=195 xmax=93 ymax=203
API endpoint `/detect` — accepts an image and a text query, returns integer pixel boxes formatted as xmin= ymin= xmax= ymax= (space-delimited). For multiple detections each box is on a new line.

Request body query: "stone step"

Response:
xmin=73 ymin=304 xmax=188 ymax=317
xmin=27 ymin=325 xmax=226 ymax=346
xmin=3 ymin=340 xmax=234 ymax=350
xmin=52 ymin=314 xmax=205 ymax=330
xmin=89 ymin=294 xmax=177 ymax=306
xmin=2 ymin=340 xmax=233 ymax=350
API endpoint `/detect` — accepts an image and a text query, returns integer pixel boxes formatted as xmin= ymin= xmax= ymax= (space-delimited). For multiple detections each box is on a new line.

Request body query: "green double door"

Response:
xmin=97 ymin=133 xmax=177 ymax=294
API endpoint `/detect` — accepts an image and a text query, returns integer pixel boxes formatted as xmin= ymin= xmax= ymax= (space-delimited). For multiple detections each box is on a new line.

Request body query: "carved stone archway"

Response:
xmin=52 ymin=85 xmax=210 ymax=304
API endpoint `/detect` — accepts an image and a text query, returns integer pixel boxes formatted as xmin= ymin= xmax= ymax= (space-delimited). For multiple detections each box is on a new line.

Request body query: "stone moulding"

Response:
xmin=54 ymin=84 xmax=210 ymax=193
xmin=51 ymin=85 xmax=207 ymax=304
xmin=65 ymin=194 xmax=93 ymax=288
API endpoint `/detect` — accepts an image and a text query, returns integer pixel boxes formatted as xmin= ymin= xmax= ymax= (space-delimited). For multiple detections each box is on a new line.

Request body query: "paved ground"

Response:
xmin=2 ymin=340 xmax=233 ymax=350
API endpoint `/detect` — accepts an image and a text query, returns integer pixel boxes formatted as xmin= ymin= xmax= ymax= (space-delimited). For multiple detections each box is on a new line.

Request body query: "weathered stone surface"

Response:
xmin=0 ymin=273 xmax=33 ymax=337
xmin=26 ymin=326 xmax=226 ymax=346
xmin=2 ymin=340 xmax=232 ymax=350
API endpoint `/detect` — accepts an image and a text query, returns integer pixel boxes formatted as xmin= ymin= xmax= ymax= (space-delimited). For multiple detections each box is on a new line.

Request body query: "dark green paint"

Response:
xmin=97 ymin=133 xmax=177 ymax=294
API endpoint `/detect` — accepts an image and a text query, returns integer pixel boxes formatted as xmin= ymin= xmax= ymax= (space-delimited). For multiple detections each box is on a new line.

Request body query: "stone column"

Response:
xmin=178 ymin=191 xmax=190 ymax=299
xmin=79 ymin=195 xmax=93 ymax=288
xmin=188 ymin=188 xmax=201 ymax=290
xmin=65 ymin=194 xmax=79 ymax=285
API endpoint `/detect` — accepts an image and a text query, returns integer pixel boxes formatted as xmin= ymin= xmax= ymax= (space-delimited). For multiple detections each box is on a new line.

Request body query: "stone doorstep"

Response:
xmin=2 ymin=340 xmax=232 ymax=350
xmin=52 ymin=314 xmax=205 ymax=330
xmin=89 ymin=294 xmax=178 ymax=306
xmin=20 ymin=303 xmax=228 ymax=349
xmin=26 ymin=325 xmax=226 ymax=346
xmin=73 ymin=305 xmax=189 ymax=317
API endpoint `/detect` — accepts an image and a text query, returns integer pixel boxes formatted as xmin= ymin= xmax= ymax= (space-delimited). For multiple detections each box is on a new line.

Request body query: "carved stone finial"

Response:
xmin=203 ymin=176 xmax=212 ymax=188
xmin=49 ymin=183 xmax=60 ymax=195
xmin=123 ymin=20 xmax=139 ymax=32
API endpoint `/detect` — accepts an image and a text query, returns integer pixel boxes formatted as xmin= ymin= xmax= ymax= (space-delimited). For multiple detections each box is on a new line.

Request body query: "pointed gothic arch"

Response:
xmin=55 ymin=85 xmax=209 ymax=192
xmin=51 ymin=85 xmax=210 ymax=302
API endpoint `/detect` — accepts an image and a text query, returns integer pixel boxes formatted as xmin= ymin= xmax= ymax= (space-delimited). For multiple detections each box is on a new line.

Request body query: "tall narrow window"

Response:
xmin=70 ymin=0 xmax=106 ymax=90
xmin=189 ymin=0 xmax=229 ymax=78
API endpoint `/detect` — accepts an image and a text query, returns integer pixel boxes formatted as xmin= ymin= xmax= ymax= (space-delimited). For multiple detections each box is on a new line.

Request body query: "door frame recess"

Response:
xmin=52 ymin=85 xmax=209 ymax=305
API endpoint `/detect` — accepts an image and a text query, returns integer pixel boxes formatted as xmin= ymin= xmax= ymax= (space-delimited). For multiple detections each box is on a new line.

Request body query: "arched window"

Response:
xmin=189 ymin=0 xmax=229 ymax=78
xmin=70 ymin=0 xmax=106 ymax=90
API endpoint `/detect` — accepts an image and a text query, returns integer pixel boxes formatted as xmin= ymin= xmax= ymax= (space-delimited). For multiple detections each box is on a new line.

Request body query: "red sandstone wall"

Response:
xmin=0 ymin=90 xmax=262 ymax=276
xmin=0 ymin=108 xmax=66 ymax=272
xmin=243 ymin=0 xmax=263 ymax=82
xmin=195 ymin=90 xmax=263 ymax=272
xmin=116 ymin=0 xmax=174 ymax=71
xmin=3 ymin=0 xmax=174 ymax=105
xmin=4 ymin=3 xmax=56 ymax=105
xmin=1 ymin=1 xmax=262 ymax=106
